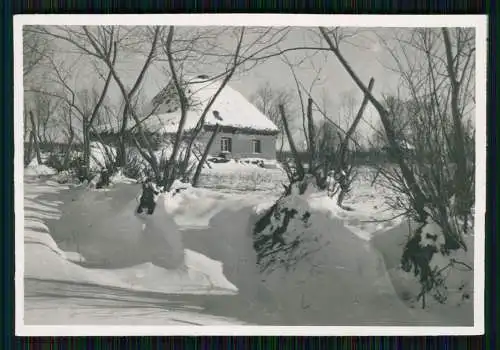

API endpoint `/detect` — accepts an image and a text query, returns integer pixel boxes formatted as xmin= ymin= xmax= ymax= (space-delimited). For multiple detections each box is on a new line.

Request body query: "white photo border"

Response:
xmin=14 ymin=14 xmax=488 ymax=336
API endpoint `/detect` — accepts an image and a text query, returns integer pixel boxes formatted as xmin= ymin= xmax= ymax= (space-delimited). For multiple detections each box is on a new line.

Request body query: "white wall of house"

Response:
xmin=197 ymin=131 xmax=277 ymax=160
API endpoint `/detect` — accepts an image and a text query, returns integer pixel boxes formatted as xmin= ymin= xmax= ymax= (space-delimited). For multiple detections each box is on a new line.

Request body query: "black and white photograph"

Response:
xmin=15 ymin=15 xmax=486 ymax=336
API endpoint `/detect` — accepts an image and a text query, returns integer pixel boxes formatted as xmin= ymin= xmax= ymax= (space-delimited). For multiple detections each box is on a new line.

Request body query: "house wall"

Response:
xmin=197 ymin=131 xmax=277 ymax=160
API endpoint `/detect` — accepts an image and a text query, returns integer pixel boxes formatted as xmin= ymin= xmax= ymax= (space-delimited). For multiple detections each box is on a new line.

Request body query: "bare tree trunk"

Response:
xmin=90 ymin=125 xmax=116 ymax=171
xmin=338 ymin=78 xmax=374 ymax=170
xmin=279 ymin=105 xmax=305 ymax=180
xmin=118 ymin=112 xmax=129 ymax=167
xmin=80 ymin=26 xmax=157 ymax=178
xmin=278 ymin=132 xmax=285 ymax=161
xmin=23 ymin=109 xmax=29 ymax=142
xmin=130 ymin=135 xmax=158 ymax=179
xmin=116 ymin=27 xmax=160 ymax=167
xmin=112 ymin=75 xmax=159 ymax=179
xmin=82 ymin=119 xmax=91 ymax=180
xmin=334 ymin=78 xmax=374 ymax=209
xmin=180 ymin=77 xmax=230 ymax=175
xmin=162 ymin=26 xmax=190 ymax=191
xmin=192 ymin=124 xmax=221 ymax=187
xmin=86 ymin=41 xmax=159 ymax=179
xmin=442 ymin=28 xmax=469 ymax=221
xmin=319 ymin=27 xmax=428 ymax=222
xmin=25 ymin=132 xmax=34 ymax=167
xmin=306 ymin=98 xmax=315 ymax=171
xmin=32 ymin=130 xmax=42 ymax=165
xmin=62 ymin=105 xmax=75 ymax=170
xmin=29 ymin=111 xmax=42 ymax=164
xmin=62 ymin=129 xmax=74 ymax=169
xmin=180 ymin=28 xmax=245 ymax=179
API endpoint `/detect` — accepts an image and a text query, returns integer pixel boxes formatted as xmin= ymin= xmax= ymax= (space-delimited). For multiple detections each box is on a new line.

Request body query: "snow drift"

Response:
xmin=176 ymin=179 xmax=449 ymax=325
xmin=23 ymin=165 xmax=474 ymax=326
xmin=156 ymin=175 xmax=472 ymax=325
xmin=23 ymin=177 xmax=238 ymax=297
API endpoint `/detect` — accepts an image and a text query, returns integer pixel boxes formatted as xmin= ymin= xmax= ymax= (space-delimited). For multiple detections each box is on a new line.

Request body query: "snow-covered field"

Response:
xmin=197 ymin=159 xmax=286 ymax=193
xmin=21 ymin=160 xmax=474 ymax=328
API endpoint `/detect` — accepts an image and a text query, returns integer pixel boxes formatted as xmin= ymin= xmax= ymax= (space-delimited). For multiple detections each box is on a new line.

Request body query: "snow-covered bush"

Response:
xmin=89 ymin=142 xmax=117 ymax=172
xmin=123 ymin=148 xmax=148 ymax=180
xmin=53 ymin=170 xmax=73 ymax=184
xmin=37 ymin=142 xmax=119 ymax=185
xmin=400 ymin=213 xmax=473 ymax=308
xmin=24 ymin=158 xmax=57 ymax=176
xmin=44 ymin=153 xmax=66 ymax=172
xmin=253 ymin=176 xmax=326 ymax=274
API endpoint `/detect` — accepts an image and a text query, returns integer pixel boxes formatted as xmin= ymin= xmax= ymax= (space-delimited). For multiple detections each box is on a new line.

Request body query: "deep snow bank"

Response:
xmin=248 ymin=179 xmax=432 ymax=325
xmin=24 ymin=177 xmax=238 ymax=296
xmin=164 ymin=180 xmax=275 ymax=229
xmin=46 ymin=181 xmax=184 ymax=270
xmin=372 ymin=218 xmax=474 ymax=314
xmin=176 ymin=180 xmax=445 ymax=325
xmin=307 ymin=172 xmax=405 ymax=241
xmin=25 ymin=230 xmax=238 ymax=295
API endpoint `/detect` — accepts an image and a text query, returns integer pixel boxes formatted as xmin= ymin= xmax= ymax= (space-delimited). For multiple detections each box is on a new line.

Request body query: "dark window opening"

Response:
xmin=221 ymin=137 xmax=232 ymax=153
xmin=252 ymin=139 xmax=262 ymax=153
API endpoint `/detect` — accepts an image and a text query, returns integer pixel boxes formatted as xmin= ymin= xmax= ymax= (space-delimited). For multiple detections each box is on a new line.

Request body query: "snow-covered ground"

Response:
xmin=23 ymin=175 xmax=245 ymax=325
xmin=22 ymin=162 xmax=474 ymax=327
xmin=173 ymin=175 xmax=473 ymax=326
xmin=197 ymin=159 xmax=286 ymax=193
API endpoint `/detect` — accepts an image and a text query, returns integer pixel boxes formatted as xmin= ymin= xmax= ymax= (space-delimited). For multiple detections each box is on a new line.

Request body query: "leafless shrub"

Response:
xmin=319 ymin=26 xmax=475 ymax=307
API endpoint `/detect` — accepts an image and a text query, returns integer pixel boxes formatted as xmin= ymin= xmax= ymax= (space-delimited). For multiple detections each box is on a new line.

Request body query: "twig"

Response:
xmin=359 ymin=210 xmax=410 ymax=224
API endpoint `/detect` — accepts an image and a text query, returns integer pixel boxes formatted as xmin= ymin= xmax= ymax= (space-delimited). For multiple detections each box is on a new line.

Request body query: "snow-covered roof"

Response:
xmin=138 ymin=76 xmax=279 ymax=135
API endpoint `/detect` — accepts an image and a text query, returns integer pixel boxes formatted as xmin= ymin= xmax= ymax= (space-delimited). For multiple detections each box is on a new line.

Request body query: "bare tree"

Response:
xmin=272 ymin=52 xmax=371 ymax=206
xmin=191 ymin=123 xmax=221 ymax=187
xmin=23 ymin=90 xmax=62 ymax=165
xmin=23 ymin=26 xmax=55 ymax=166
xmin=279 ymin=104 xmax=305 ymax=182
xmin=250 ymin=82 xmax=293 ymax=159
xmin=157 ymin=25 xmax=192 ymax=189
xmin=375 ymin=28 xmax=475 ymax=240
xmin=30 ymin=25 xmax=292 ymax=188
xmin=334 ymin=78 xmax=374 ymax=208
xmin=25 ymin=28 xmax=119 ymax=178
xmin=27 ymin=110 xmax=42 ymax=165
xmin=41 ymin=26 xmax=288 ymax=188
xmin=320 ymin=27 xmax=475 ymax=308
xmin=155 ymin=26 xmax=290 ymax=189
xmin=31 ymin=25 xmax=163 ymax=179
xmin=114 ymin=27 xmax=162 ymax=167
xmin=250 ymin=82 xmax=292 ymax=129
xmin=319 ymin=27 xmax=429 ymax=221
xmin=82 ymin=26 xmax=161 ymax=179
xmin=181 ymin=28 xmax=265 ymax=189
xmin=61 ymin=103 xmax=76 ymax=169
xmin=23 ymin=26 xmax=51 ymax=79
xmin=252 ymin=50 xmax=373 ymax=276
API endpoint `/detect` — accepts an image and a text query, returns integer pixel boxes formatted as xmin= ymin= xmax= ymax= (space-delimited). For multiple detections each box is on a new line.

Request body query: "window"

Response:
xmin=221 ymin=137 xmax=232 ymax=153
xmin=252 ymin=139 xmax=262 ymax=154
